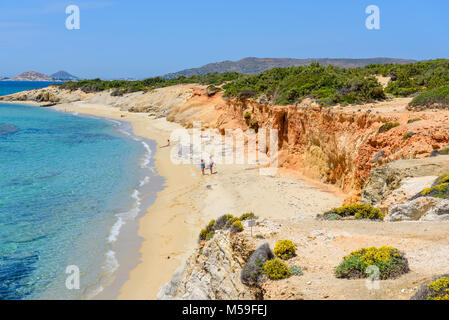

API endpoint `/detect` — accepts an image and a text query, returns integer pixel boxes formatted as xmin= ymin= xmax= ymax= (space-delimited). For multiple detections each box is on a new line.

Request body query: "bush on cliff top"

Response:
xmin=412 ymin=275 xmax=449 ymax=300
xmin=240 ymin=212 xmax=257 ymax=221
xmin=199 ymin=214 xmax=247 ymax=241
xmin=414 ymin=173 xmax=449 ymax=200
xmin=378 ymin=122 xmax=400 ymax=133
xmin=409 ymin=86 xmax=449 ymax=109
xmin=222 ymin=63 xmax=386 ymax=106
xmin=322 ymin=204 xmax=384 ymax=221
xmin=274 ymin=240 xmax=296 ymax=260
xmin=335 ymin=246 xmax=409 ymax=280
xmin=56 ymin=72 xmax=242 ymax=94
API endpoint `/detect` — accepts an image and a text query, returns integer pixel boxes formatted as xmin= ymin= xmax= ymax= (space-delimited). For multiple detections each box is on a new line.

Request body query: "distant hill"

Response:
xmin=51 ymin=71 xmax=79 ymax=81
xmin=6 ymin=71 xmax=54 ymax=82
xmin=164 ymin=57 xmax=417 ymax=78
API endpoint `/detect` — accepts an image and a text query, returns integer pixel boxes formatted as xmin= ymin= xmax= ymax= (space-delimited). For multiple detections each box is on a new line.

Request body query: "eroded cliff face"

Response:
xmin=211 ymin=97 xmax=449 ymax=203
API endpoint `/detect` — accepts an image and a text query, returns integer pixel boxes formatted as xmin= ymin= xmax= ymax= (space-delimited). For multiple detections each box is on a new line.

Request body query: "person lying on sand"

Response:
xmin=160 ymin=139 xmax=170 ymax=148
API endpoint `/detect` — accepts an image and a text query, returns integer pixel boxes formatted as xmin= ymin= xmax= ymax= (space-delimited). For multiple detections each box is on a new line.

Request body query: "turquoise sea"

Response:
xmin=0 ymin=82 xmax=161 ymax=299
xmin=0 ymin=81 xmax=57 ymax=96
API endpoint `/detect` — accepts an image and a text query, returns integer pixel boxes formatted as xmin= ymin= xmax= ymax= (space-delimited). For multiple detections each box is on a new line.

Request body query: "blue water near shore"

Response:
xmin=0 ymin=81 xmax=56 ymax=96
xmin=0 ymin=89 xmax=160 ymax=299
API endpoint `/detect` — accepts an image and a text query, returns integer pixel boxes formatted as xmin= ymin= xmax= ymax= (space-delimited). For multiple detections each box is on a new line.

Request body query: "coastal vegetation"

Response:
xmin=56 ymin=72 xmax=242 ymax=95
xmin=288 ymin=265 xmax=303 ymax=276
xmin=367 ymin=59 xmax=449 ymax=96
xmin=409 ymin=86 xmax=449 ymax=109
xmin=335 ymin=246 xmax=409 ymax=280
xmin=412 ymin=275 xmax=449 ymax=300
xmin=321 ymin=204 xmax=384 ymax=221
xmin=378 ymin=122 xmax=400 ymax=133
xmin=199 ymin=214 xmax=246 ymax=241
xmin=415 ymin=173 xmax=449 ymax=200
xmin=222 ymin=63 xmax=386 ymax=106
xmin=263 ymin=258 xmax=291 ymax=280
xmin=54 ymin=59 xmax=449 ymax=107
xmin=407 ymin=118 xmax=422 ymax=124
xmin=273 ymin=240 xmax=296 ymax=260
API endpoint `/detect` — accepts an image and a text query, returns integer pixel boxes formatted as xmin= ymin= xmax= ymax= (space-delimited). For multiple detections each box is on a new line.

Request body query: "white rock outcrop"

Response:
xmin=157 ymin=232 xmax=253 ymax=300
xmin=387 ymin=197 xmax=449 ymax=221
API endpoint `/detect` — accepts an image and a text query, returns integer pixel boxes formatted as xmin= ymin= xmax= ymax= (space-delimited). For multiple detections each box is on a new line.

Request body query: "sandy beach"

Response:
xmin=48 ymin=101 xmax=343 ymax=299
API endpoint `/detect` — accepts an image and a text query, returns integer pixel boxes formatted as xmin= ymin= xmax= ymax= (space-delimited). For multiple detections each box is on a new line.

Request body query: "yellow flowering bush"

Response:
xmin=412 ymin=275 xmax=449 ymax=300
xmin=335 ymin=246 xmax=409 ymax=280
xmin=199 ymin=213 xmax=247 ymax=240
xmin=427 ymin=277 xmax=449 ymax=300
xmin=231 ymin=220 xmax=244 ymax=233
xmin=263 ymin=258 xmax=291 ymax=280
xmin=274 ymin=240 xmax=296 ymax=260
xmin=417 ymin=173 xmax=449 ymax=199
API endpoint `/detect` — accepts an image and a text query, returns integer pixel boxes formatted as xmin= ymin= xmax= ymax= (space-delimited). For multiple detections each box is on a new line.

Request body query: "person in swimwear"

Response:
xmin=209 ymin=156 xmax=214 ymax=174
xmin=200 ymin=159 xmax=205 ymax=175
xmin=160 ymin=139 xmax=170 ymax=148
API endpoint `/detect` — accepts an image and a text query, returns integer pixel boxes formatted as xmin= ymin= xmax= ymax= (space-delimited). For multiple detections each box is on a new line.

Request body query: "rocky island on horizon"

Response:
xmin=2 ymin=70 xmax=79 ymax=82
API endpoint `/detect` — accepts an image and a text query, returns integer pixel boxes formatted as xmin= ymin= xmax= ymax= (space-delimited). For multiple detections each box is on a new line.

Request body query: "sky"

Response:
xmin=1 ymin=0 xmax=449 ymax=79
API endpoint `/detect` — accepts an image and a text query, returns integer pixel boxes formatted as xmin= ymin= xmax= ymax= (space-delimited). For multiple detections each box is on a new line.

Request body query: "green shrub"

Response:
xmin=323 ymin=213 xmax=342 ymax=221
xmin=199 ymin=228 xmax=208 ymax=240
xmin=407 ymin=118 xmax=421 ymax=124
xmin=56 ymin=72 xmax=242 ymax=94
xmin=205 ymin=231 xmax=215 ymax=241
xmin=403 ymin=131 xmax=415 ymax=140
xmin=231 ymin=220 xmax=244 ymax=233
xmin=201 ymin=214 xmax=248 ymax=238
xmin=416 ymin=173 xmax=449 ymax=200
xmin=323 ymin=204 xmax=384 ymax=221
xmin=263 ymin=258 xmax=291 ymax=280
xmin=378 ymin=122 xmax=400 ymax=133
xmin=427 ymin=277 xmax=449 ymax=300
xmin=274 ymin=240 xmax=296 ymax=260
xmin=249 ymin=120 xmax=259 ymax=132
xmin=206 ymin=85 xmax=220 ymax=96
xmin=335 ymin=246 xmax=409 ymax=280
xmin=223 ymin=63 xmax=386 ymax=106
xmin=289 ymin=265 xmax=303 ymax=276
xmin=409 ymin=86 xmax=449 ymax=109
xmin=240 ymin=212 xmax=256 ymax=221
xmin=243 ymin=112 xmax=251 ymax=120
xmin=199 ymin=221 xmax=216 ymax=241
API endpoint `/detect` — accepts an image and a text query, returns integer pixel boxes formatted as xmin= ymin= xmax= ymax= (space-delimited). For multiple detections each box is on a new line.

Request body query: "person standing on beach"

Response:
xmin=201 ymin=159 xmax=205 ymax=175
xmin=209 ymin=156 xmax=214 ymax=175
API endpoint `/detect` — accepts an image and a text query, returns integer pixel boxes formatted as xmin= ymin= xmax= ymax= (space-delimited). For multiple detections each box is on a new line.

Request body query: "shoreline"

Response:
xmin=2 ymin=100 xmax=345 ymax=299
xmin=49 ymin=102 xmax=209 ymax=299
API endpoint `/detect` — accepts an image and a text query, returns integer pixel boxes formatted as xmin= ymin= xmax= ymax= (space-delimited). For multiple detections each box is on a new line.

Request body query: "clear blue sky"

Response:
xmin=1 ymin=0 xmax=448 ymax=79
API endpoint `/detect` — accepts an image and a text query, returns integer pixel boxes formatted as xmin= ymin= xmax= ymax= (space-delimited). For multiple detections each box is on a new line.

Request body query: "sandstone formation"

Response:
xmin=362 ymin=155 xmax=449 ymax=208
xmin=157 ymin=232 xmax=254 ymax=300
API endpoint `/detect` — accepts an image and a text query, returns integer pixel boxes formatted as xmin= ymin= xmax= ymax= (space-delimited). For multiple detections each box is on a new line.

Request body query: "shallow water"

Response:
xmin=0 ymin=103 xmax=160 ymax=299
